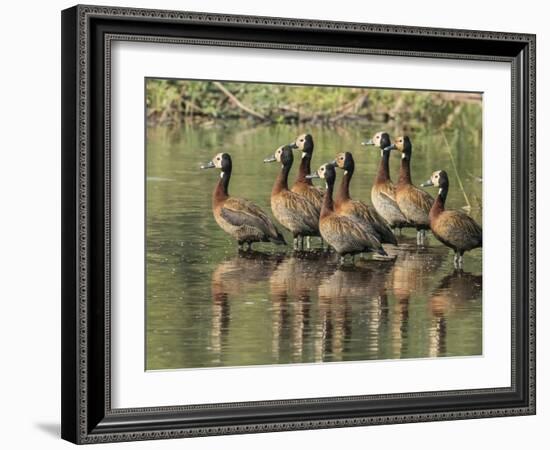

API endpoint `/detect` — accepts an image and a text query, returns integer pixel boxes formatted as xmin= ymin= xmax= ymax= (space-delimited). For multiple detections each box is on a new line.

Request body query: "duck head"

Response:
xmin=421 ymin=170 xmax=449 ymax=190
xmin=264 ymin=145 xmax=294 ymax=167
xmin=201 ymin=152 xmax=232 ymax=175
xmin=289 ymin=133 xmax=314 ymax=158
xmin=385 ymin=136 xmax=412 ymax=159
xmin=362 ymin=131 xmax=392 ymax=155
xmin=332 ymin=152 xmax=355 ymax=173
xmin=306 ymin=163 xmax=336 ymax=188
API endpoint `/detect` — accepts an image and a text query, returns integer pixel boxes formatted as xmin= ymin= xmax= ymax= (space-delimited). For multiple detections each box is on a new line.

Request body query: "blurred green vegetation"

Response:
xmin=146 ymin=79 xmax=482 ymax=132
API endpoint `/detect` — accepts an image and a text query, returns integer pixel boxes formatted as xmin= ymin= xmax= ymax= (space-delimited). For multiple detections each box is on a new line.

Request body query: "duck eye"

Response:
xmin=217 ymin=157 xmax=220 ymax=160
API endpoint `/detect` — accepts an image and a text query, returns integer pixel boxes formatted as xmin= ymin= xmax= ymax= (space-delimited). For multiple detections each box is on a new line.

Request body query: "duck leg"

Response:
xmin=306 ymin=236 xmax=311 ymax=250
xmin=417 ymin=229 xmax=427 ymax=246
xmin=458 ymin=252 xmax=464 ymax=269
xmin=293 ymin=236 xmax=299 ymax=250
xmin=453 ymin=252 xmax=459 ymax=269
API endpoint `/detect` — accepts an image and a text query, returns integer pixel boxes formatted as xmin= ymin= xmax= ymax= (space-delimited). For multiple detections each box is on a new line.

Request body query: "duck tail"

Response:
xmin=376 ymin=246 xmax=388 ymax=256
xmin=379 ymin=225 xmax=398 ymax=245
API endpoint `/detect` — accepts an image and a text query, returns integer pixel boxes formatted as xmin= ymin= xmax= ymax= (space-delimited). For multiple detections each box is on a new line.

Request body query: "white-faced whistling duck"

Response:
xmin=421 ymin=170 xmax=482 ymax=269
xmin=332 ymin=151 xmax=397 ymax=246
xmin=362 ymin=131 xmax=409 ymax=233
xmin=288 ymin=133 xmax=324 ymax=249
xmin=264 ymin=145 xmax=320 ymax=250
xmin=386 ymin=136 xmax=434 ymax=245
xmin=307 ymin=163 xmax=387 ymax=264
xmin=201 ymin=152 xmax=286 ymax=250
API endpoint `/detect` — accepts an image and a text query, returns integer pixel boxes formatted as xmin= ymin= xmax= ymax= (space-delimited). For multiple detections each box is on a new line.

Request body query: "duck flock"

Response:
xmin=200 ymin=132 xmax=482 ymax=269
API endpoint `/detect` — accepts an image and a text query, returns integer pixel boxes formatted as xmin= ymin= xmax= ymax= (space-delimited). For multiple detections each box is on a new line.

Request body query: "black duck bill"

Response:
xmin=200 ymin=160 xmax=215 ymax=169
xmin=306 ymin=161 xmax=336 ymax=179
xmin=264 ymin=145 xmax=290 ymax=164
xmin=420 ymin=179 xmax=434 ymax=187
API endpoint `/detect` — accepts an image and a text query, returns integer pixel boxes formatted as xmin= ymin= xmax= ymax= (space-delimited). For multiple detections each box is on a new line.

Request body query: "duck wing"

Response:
xmin=397 ymin=185 xmax=434 ymax=224
xmin=346 ymin=215 xmax=384 ymax=253
xmin=371 ymin=185 xmax=409 ymax=228
xmin=322 ymin=215 xmax=385 ymax=255
xmin=434 ymin=210 xmax=482 ymax=249
xmin=291 ymin=183 xmax=324 ymax=211
xmin=276 ymin=191 xmax=320 ymax=233
xmin=347 ymin=200 xmax=397 ymax=245
xmin=221 ymin=197 xmax=282 ymax=239
xmin=364 ymin=203 xmax=398 ymax=245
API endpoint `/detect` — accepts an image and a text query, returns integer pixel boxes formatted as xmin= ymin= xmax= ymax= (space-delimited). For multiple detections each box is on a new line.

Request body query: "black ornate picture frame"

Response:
xmin=61 ymin=4 xmax=536 ymax=444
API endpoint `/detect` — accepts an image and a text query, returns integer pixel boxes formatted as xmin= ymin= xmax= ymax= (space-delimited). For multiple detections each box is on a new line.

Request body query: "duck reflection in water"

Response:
xmin=428 ymin=270 xmax=482 ymax=358
xmin=317 ymin=262 xmax=394 ymax=362
xmin=210 ymin=252 xmax=281 ymax=363
xmin=208 ymin=246 xmax=479 ymax=366
xmin=385 ymin=244 xmax=448 ymax=358
xmin=268 ymin=253 xmax=331 ymax=362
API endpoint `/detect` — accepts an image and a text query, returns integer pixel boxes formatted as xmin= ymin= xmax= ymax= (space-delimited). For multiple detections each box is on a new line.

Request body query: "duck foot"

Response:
xmin=372 ymin=253 xmax=397 ymax=262
xmin=416 ymin=229 xmax=428 ymax=246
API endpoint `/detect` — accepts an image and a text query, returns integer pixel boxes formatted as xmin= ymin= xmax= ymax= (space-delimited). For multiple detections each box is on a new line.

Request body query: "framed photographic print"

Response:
xmin=61 ymin=4 xmax=536 ymax=444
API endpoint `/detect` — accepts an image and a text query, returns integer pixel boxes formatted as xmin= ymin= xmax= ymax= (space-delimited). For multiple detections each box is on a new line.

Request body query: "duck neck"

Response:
xmin=320 ymin=180 xmax=335 ymax=219
xmin=398 ymin=153 xmax=412 ymax=185
xmin=214 ymin=170 xmax=230 ymax=204
xmin=430 ymin=185 xmax=448 ymax=220
xmin=296 ymin=152 xmax=313 ymax=185
xmin=336 ymin=167 xmax=353 ymax=205
xmin=375 ymin=150 xmax=391 ymax=184
xmin=272 ymin=163 xmax=291 ymax=195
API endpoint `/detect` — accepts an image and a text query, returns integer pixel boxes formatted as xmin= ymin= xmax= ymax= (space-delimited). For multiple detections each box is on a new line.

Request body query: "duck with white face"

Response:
xmin=421 ymin=170 xmax=482 ymax=269
xmin=306 ymin=163 xmax=387 ymax=264
xmin=287 ymin=133 xmax=324 ymax=249
xmin=331 ymin=151 xmax=397 ymax=247
xmin=263 ymin=145 xmax=321 ymax=251
xmin=385 ymin=136 xmax=434 ymax=245
xmin=201 ymin=152 xmax=286 ymax=250
xmin=362 ymin=132 xmax=409 ymax=234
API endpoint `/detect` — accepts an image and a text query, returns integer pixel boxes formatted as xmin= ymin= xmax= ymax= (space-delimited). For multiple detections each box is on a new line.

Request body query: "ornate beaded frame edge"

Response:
xmin=65 ymin=4 xmax=536 ymax=444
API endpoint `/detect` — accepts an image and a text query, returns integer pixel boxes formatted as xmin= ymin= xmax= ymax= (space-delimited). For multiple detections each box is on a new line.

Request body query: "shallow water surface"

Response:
xmin=146 ymin=123 xmax=482 ymax=370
